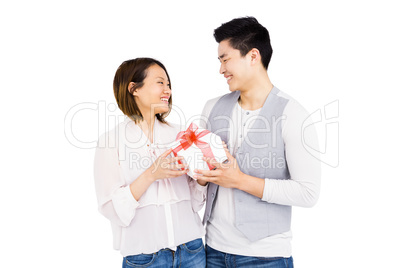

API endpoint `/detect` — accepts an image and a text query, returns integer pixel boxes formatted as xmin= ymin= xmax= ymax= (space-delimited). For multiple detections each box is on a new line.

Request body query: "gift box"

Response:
xmin=171 ymin=123 xmax=228 ymax=178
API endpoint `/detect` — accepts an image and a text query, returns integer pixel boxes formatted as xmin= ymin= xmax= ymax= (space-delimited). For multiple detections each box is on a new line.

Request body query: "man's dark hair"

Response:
xmin=214 ymin=16 xmax=273 ymax=70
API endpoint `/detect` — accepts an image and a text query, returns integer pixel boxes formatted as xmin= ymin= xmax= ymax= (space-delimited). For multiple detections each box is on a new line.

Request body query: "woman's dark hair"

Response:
xmin=214 ymin=16 xmax=273 ymax=70
xmin=113 ymin=58 xmax=172 ymax=124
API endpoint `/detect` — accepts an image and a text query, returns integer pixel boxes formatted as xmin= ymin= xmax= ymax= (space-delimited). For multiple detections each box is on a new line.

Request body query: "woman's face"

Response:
xmin=134 ymin=64 xmax=171 ymax=116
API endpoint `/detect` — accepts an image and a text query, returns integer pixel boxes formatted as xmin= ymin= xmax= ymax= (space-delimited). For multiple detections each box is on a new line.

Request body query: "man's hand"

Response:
xmin=193 ymin=142 xmax=244 ymax=189
xmin=194 ymin=142 xmax=265 ymax=198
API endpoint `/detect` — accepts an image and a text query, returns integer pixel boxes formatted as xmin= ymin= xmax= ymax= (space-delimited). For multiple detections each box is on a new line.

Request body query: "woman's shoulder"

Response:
xmin=96 ymin=118 xmax=132 ymax=147
xmin=161 ymin=121 xmax=185 ymax=132
xmin=155 ymin=121 xmax=187 ymax=144
xmin=96 ymin=128 xmax=116 ymax=149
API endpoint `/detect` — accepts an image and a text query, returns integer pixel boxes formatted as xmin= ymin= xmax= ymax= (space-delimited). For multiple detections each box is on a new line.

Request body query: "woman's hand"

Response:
xmin=147 ymin=148 xmax=189 ymax=181
xmin=130 ymin=149 xmax=188 ymax=201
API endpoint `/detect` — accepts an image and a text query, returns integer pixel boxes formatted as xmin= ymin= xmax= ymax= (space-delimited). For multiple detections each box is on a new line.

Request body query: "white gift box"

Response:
xmin=171 ymin=123 xmax=228 ymax=178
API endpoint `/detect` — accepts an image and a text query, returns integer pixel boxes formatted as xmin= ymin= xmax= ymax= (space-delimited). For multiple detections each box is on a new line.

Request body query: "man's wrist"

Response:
xmin=236 ymin=171 xmax=247 ymax=190
xmin=196 ymin=179 xmax=208 ymax=186
xmin=236 ymin=172 xmax=265 ymax=199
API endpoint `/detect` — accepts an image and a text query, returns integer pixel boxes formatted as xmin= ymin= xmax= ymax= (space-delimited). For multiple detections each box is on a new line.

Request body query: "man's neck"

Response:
xmin=239 ymin=73 xmax=273 ymax=110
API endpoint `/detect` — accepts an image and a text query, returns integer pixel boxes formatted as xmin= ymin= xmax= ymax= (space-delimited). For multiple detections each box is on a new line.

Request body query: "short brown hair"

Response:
xmin=113 ymin=58 xmax=172 ymax=124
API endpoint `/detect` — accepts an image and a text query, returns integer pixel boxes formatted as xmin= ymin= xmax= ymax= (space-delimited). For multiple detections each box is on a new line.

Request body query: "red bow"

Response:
xmin=172 ymin=123 xmax=215 ymax=170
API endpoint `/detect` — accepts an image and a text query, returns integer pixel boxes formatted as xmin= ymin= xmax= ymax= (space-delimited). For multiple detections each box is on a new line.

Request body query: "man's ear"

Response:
xmin=128 ymin=82 xmax=137 ymax=95
xmin=249 ymin=48 xmax=261 ymax=66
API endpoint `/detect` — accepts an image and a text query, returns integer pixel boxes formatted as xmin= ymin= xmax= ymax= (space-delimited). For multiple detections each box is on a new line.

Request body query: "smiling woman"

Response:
xmin=94 ymin=58 xmax=207 ymax=267
xmin=113 ymin=58 xmax=173 ymax=125
xmin=130 ymin=64 xmax=172 ymax=119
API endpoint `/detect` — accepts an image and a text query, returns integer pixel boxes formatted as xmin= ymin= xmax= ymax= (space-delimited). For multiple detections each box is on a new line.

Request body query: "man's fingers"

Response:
xmin=221 ymin=143 xmax=234 ymax=161
xmin=194 ymin=168 xmax=220 ymax=177
xmin=203 ymin=157 xmax=225 ymax=169
xmin=193 ymin=174 xmax=216 ymax=182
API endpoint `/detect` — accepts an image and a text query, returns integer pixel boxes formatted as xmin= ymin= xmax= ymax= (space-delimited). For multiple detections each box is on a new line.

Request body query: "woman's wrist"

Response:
xmin=129 ymin=168 xmax=156 ymax=201
xmin=144 ymin=167 xmax=157 ymax=182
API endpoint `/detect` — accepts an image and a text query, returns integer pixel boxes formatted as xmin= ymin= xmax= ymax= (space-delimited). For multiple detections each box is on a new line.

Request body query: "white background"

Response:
xmin=1 ymin=0 xmax=401 ymax=267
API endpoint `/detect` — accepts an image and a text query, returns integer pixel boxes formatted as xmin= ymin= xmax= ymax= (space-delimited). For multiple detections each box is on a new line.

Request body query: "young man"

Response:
xmin=193 ymin=17 xmax=321 ymax=267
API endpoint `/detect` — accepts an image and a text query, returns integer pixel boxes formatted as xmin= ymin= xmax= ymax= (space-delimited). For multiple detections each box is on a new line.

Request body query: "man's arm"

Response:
xmin=195 ymin=97 xmax=321 ymax=207
xmin=262 ymin=98 xmax=321 ymax=207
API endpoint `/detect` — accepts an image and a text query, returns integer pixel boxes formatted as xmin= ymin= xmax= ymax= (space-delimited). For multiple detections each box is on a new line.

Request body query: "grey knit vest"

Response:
xmin=202 ymin=87 xmax=292 ymax=242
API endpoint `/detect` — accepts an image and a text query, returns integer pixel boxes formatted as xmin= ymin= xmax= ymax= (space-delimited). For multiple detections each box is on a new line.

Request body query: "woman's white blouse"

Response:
xmin=94 ymin=117 xmax=207 ymax=257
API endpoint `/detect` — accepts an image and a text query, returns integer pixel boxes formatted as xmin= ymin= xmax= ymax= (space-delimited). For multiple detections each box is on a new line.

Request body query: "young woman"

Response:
xmin=94 ymin=58 xmax=207 ymax=267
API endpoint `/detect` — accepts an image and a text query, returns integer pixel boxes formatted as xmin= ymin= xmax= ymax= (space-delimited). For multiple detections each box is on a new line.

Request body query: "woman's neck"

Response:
xmin=138 ymin=112 xmax=155 ymax=143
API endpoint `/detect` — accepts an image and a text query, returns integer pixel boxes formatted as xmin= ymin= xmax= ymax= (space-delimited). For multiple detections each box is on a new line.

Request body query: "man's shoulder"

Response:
xmin=274 ymin=89 xmax=313 ymax=133
xmin=276 ymin=89 xmax=309 ymax=115
xmin=274 ymin=87 xmax=297 ymax=104
xmin=203 ymin=91 xmax=238 ymax=111
xmin=204 ymin=95 xmax=224 ymax=108
xmin=201 ymin=94 xmax=228 ymax=116
xmin=199 ymin=93 xmax=230 ymax=128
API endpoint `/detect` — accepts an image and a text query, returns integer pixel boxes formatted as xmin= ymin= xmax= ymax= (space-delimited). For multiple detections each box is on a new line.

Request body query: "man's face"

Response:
xmin=218 ymin=40 xmax=250 ymax=92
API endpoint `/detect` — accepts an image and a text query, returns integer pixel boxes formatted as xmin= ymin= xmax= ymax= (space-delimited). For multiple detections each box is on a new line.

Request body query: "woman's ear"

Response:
xmin=128 ymin=82 xmax=136 ymax=95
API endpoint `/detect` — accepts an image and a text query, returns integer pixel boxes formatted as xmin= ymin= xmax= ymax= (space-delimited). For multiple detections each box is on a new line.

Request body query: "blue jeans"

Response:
xmin=206 ymin=244 xmax=293 ymax=268
xmin=122 ymin=238 xmax=205 ymax=268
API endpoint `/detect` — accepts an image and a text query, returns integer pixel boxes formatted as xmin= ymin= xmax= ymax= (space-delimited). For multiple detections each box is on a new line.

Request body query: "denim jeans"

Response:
xmin=206 ymin=244 xmax=293 ymax=268
xmin=122 ymin=238 xmax=206 ymax=268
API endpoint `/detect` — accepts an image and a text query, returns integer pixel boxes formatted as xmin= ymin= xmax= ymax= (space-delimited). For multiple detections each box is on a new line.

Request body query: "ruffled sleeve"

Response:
xmin=94 ymin=132 xmax=140 ymax=227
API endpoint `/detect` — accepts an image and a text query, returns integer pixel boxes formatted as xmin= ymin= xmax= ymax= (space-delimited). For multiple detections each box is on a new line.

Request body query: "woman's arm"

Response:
xmin=94 ymin=134 xmax=138 ymax=227
xmin=94 ymin=134 xmax=188 ymax=227
xmin=188 ymin=177 xmax=208 ymax=212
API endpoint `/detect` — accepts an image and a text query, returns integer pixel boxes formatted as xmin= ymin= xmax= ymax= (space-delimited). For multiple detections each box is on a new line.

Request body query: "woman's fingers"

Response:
xmin=168 ymin=169 xmax=188 ymax=178
xmin=166 ymin=156 xmax=184 ymax=163
xmin=169 ymin=163 xmax=188 ymax=170
xmin=152 ymin=151 xmax=190 ymax=179
xmin=160 ymin=148 xmax=173 ymax=158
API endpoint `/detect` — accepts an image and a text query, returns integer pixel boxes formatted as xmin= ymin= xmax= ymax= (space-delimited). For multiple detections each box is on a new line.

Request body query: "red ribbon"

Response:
xmin=172 ymin=123 xmax=215 ymax=170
